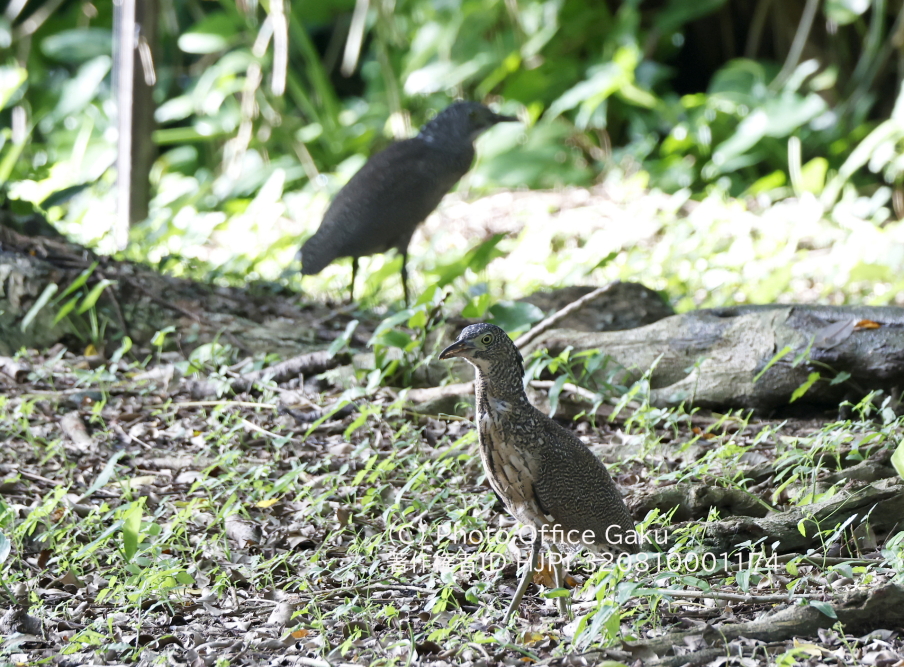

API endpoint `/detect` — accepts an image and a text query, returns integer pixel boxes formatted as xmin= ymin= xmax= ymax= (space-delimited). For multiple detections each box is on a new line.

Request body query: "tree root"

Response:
xmin=693 ymin=478 xmax=904 ymax=555
xmin=628 ymin=484 xmax=772 ymax=522
xmin=624 ymin=582 xmax=904 ymax=662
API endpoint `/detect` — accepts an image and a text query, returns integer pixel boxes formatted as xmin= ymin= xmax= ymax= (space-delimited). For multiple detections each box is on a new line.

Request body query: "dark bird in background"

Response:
xmin=440 ymin=323 xmax=638 ymax=621
xmin=299 ymin=101 xmax=518 ymax=305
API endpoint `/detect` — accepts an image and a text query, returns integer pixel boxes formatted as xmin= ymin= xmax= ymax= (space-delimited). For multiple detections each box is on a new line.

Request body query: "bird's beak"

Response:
xmin=439 ymin=339 xmax=474 ymax=360
xmin=491 ymin=112 xmax=519 ymax=124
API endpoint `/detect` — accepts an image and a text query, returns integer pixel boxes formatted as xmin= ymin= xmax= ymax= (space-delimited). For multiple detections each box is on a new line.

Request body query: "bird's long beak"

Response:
xmin=439 ymin=339 xmax=474 ymax=360
xmin=491 ymin=112 xmax=519 ymax=124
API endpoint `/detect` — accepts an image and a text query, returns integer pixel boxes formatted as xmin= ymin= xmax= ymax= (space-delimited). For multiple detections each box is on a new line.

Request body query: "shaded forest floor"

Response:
xmin=2 ymin=185 xmax=904 ymax=665
xmin=2 ymin=338 xmax=904 ymax=666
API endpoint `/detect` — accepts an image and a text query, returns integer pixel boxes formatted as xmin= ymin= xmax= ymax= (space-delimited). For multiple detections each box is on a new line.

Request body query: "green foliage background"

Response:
xmin=2 ymin=0 xmax=904 ymax=305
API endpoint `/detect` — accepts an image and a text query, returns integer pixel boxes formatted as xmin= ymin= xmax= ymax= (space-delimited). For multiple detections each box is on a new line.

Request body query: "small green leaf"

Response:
xmin=466 ymin=234 xmax=507 ymax=273
xmin=829 ymin=371 xmax=852 ymax=386
xmin=790 ymin=372 xmax=821 ymax=403
xmin=41 ymin=183 xmax=92 ymax=208
xmin=407 ymin=310 xmax=427 ymax=329
xmin=772 ymin=471 xmax=799 ymax=504
xmin=328 ymin=319 xmax=358 ymax=357
xmin=799 ymin=157 xmax=829 ymax=194
xmin=746 ymin=170 xmax=787 ymax=196
xmin=343 ymin=412 xmax=369 ymax=439
xmin=77 ymin=279 xmax=113 ymax=314
xmin=175 ymin=571 xmax=195 ymax=585
xmin=488 ymin=300 xmax=544 ymax=333
xmin=753 ymin=345 xmax=791 ymax=383
xmin=797 ymin=519 xmax=808 ymax=537
xmin=110 ymin=337 xmax=133 ymax=364
xmin=377 ymin=330 xmax=413 ymax=349
xmin=0 ymin=530 xmax=10 ymax=565
xmin=603 ymin=609 xmax=622 ymax=642
xmin=587 ymin=250 xmax=618 ymax=273
xmin=543 ymin=587 xmax=571 ymax=598
xmin=41 ymin=29 xmax=112 ymax=63
xmin=77 ymin=451 xmax=126 ymax=503
xmin=809 ymin=600 xmax=838 ymax=619
xmin=122 ymin=503 xmax=143 ymax=562
xmin=75 ymin=521 xmax=123 ymax=560
xmin=20 ymin=283 xmax=58 ymax=331
xmin=891 ymin=440 xmax=904 ymax=482
xmin=58 ymin=261 xmax=99 ymax=299
xmin=462 ymin=293 xmax=491 ymax=319
xmin=151 ymin=326 xmax=177 ymax=348
xmin=367 ymin=309 xmax=415 ymax=344
xmin=616 ymin=581 xmax=641 ymax=604
xmin=304 ymin=399 xmax=355 ymax=439
xmin=547 ymin=375 xmax=568 ymax=418
xmin=427 ymin=235 xmax=507 ymax=288
xmin=53 ymin=294 xmax=80 ymax=325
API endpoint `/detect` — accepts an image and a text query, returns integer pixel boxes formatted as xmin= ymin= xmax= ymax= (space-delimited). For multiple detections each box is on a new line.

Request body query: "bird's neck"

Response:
xmin=473 ymin=364 xmax=527 ymax=405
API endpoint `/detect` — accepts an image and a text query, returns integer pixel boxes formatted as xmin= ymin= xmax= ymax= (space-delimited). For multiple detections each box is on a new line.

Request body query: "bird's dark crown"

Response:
xmin=419 ymin=102 xmax=517 ymax=147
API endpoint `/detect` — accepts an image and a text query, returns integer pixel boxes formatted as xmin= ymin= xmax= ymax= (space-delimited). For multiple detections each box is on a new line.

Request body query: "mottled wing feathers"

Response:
xmin=529 ymin=411 xmax=638 ymax=554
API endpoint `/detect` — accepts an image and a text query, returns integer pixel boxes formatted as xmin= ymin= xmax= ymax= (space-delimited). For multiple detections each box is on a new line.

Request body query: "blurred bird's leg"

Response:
xmin=400 ymin=249 xmax=409 ymax=307
xmin=548 ymin=544 xmax=572 ymax=618
xmin=504 ymin=530 xmax=541 ymax=623
xmin=349 ymin=257 xmax=358 ymax=303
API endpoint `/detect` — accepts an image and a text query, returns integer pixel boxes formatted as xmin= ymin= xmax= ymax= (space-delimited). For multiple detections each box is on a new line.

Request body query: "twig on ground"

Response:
xmin=241 ymin=418 xmax=284 ymax=439
xmin=12 ymin=468 xmax=62 ymax=486
xmin=282 ymin=402 xmax=357 ymax=424
xmin=187 ymin=350 xmax=351 ymax=398
xmin=230 ymin=350 xmax=351 ymax=393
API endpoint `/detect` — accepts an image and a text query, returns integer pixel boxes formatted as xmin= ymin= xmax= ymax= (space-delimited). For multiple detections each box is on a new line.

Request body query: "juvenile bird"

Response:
xmin=439 ymin=323 xmax=638 ymax=621
xmin=300 ymin=102 xmax=518 ymax=305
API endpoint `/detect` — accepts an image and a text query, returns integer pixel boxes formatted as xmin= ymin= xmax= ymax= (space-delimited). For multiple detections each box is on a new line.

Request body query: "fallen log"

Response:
xmin=526 ymin=305 xmax=904 ymax=412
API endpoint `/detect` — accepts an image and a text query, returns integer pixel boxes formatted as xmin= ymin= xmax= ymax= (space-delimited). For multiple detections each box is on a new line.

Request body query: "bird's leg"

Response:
xmin=548 ymin=544 xmax=572 ymax=619
xmin=400 ymin=248 xmax=409 ymax=307
xmin=349 ymin=257 xmax=358 ymax=303
xmin=504 ymin=530 xmax=541 ymax=623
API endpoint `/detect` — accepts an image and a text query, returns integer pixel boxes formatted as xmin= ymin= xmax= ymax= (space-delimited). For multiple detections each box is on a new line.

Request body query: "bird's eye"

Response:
xmin=481 ymin=334 xmax=493 ymax=344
